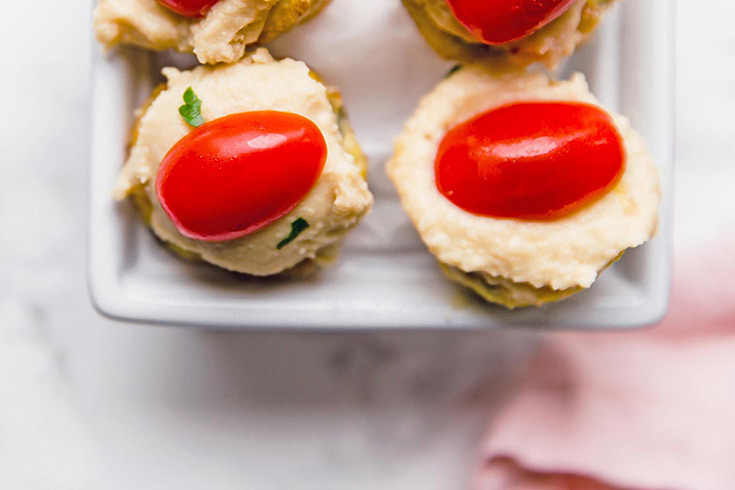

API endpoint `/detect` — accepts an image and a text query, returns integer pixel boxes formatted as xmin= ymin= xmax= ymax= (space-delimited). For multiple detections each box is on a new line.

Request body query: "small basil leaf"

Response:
xmin=179 ymin=87 xmax=205 ymax=128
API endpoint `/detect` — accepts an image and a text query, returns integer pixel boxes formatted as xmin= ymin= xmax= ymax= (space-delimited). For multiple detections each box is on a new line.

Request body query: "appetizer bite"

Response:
xmin=116 ymin=49 xmax=372 ymax=276
xmin=387 ymin=67 xmax=660 ymax=308
xmin=402 ymin=0 xmax=616 ymax=68
xmin=94 ymin=0 xmax=329 ymax=64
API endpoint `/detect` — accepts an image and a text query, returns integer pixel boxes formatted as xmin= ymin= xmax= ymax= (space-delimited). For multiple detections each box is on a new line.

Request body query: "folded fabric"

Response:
xmin=474 ymin=239 xmax=735 ymax=490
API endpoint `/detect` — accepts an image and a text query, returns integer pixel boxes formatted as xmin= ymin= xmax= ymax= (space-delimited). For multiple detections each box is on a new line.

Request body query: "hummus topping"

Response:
xmin=387 ymin=67 xmax=660 ymax=292
xmin=94 ymin=0 xmax=329 ymax=64
xmin=403 ymin=0 xmax=614 ymax=68
xmin=117 ymin=49 xmax=373 ymax=275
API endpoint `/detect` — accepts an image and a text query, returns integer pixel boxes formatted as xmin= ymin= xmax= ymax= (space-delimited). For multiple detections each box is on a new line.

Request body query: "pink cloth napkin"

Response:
xmin=474 ymin=240 xmax=735 ymax=490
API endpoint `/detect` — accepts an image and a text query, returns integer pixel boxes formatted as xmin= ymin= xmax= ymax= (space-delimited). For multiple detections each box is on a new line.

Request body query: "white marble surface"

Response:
xmin=1 ymin=1 xmax=734 ymax=488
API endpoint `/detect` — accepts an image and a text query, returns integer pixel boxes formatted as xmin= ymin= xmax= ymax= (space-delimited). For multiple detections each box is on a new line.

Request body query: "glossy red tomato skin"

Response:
xmin=156 ymin=111 xmax=327 ymax=242
xmin=156 ymin=0 xmax=220 ymax=17
xmin=446 ymin=0 xmax=578 ymax=45
xmin=435 ymin=102 xmax=625 ymax=221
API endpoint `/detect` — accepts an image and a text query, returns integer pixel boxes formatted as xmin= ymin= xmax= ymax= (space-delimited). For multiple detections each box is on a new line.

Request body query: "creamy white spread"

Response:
xmin=404 ymin=0 xmax=609 ymax=69
xmin=116 ymin=49 xmax=373 ymax=276
xmin=94 ymin=0 xmax=322 ymax=64
xmin=387 ymin=68 xmax=660 ymax=291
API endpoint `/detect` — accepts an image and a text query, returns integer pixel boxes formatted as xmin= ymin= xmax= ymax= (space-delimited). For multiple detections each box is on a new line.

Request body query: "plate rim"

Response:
xmin=87 ymin=0 xmax=675 ymax=330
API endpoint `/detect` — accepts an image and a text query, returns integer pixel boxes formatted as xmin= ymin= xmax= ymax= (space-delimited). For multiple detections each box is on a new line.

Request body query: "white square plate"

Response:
xmin=89 ymin=0 xmax=674 ymax=329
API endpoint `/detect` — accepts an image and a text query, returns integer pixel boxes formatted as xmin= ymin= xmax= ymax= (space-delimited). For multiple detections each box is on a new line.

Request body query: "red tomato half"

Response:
xmin=446 ymin=0 xmax=578 ymax=45
xmin=156 ymin=111 xmax=327 ymax=242
xmin=435 ymin=102 xmax=625 ymax=221
xmin=156 ymin=0 xmax=220 ymax=17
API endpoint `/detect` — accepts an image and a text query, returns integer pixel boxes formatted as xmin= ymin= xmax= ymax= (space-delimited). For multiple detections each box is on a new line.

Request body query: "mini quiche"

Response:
xmin=94 ymin=0 xmax=329 ymax=64
xmin=116 ymin=48 xmax=372 ymax=276
xmin=387 ymin=67 xmax=660 ymax=308
xmin=402 ymin=0 xmax=616 ymax=69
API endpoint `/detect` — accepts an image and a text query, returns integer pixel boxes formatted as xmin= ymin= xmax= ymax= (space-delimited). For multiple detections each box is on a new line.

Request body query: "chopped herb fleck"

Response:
xmin=445 ymin=65 xmax=463 ymax=78
xmin=179 ymin=87 xmax=205 ymax=127
xmin=277 ymin=218 xmax=310 ymax=250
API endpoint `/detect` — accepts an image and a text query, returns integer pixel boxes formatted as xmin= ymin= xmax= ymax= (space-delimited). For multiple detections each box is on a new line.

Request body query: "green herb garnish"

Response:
xmin=179 ymin=87 xmax=205 ymax=127
xmin=445 ymin=65 xmax=462 ymax=79
xmin=277 ymin=218 xmax=310 ymax=250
